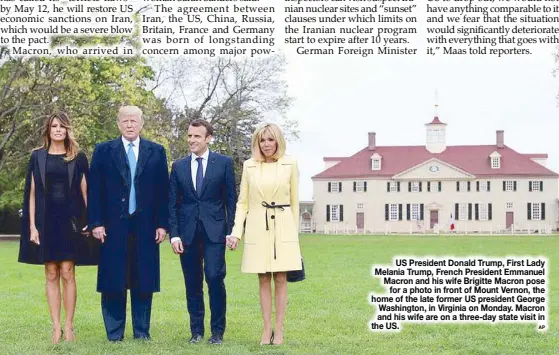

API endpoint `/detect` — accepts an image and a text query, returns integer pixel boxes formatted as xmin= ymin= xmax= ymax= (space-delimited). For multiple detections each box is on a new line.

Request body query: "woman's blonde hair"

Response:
xmin=35 ymin=112 xmax=80 ymax=162
xmin=251 ymin=123 xmax=286 ymax=162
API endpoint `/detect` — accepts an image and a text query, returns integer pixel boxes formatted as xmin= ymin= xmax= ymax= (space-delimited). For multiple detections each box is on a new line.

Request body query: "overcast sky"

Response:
xmin=281 ymin=44 xmax=559 ymax=200
xmin=145 ymin=4 xmax=559 ymax=202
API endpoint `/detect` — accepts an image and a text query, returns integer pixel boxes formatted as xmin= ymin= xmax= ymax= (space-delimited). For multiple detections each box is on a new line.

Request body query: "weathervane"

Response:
xmin=434 ymin=89 xmax=439 ymax=117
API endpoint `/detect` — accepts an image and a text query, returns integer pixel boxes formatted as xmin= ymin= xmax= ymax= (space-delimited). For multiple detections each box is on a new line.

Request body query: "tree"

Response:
xmin=0 ymin=19 xmax=175 ymax=224
xmin=0 ymin=51 xmax=167 ymax=211
xmin=149 ymin=54 xmax=297 ymax=185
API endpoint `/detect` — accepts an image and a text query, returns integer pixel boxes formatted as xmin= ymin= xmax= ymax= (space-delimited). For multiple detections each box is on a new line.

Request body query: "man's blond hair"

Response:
xmin=117 ymin=105 xmax=143 ymax=121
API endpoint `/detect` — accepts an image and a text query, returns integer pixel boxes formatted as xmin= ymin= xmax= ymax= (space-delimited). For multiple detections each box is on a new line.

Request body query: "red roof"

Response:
xmin=426 ymin=116 xmax=446 ymax=125
xmin=312 ymin=145 xmax=558 ymax=179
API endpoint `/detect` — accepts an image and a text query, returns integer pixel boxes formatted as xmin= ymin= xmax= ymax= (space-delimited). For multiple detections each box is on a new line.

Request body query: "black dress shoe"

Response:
xmin=208 ymin=334 xmax=223 ymax=345
xmin=189 ymin=334 xmax=203 ymax=344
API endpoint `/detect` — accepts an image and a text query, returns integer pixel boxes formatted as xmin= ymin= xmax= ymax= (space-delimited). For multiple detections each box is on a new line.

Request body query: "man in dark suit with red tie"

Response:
xmin=88 ymin=105 xmax=169 ymax=341
xmin=168 ymin=119 xmax=237 ymax=345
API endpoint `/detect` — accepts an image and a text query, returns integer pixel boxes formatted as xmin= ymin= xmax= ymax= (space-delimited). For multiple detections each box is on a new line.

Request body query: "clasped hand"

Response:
xmin=171 ymin=235 xmax=238 ymax=255
xmin=226 ymin=235 xmax=239 ymax=250
xmin=92 ymin=227 xmax=166 ymax=244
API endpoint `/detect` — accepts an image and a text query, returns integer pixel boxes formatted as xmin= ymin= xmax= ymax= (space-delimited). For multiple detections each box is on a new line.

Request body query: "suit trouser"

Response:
xmin=101 ymin=217 xmax=153 ymax=341
xmin=180 ymin=221 xmax=226 ymax=337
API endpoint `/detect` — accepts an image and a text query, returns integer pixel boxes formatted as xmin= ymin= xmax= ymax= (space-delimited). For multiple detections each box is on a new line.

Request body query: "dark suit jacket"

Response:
xmin=168 ymin=151 xmax=236 ymax=245
xmin=88 ymin=137 xmax=169 ymax=293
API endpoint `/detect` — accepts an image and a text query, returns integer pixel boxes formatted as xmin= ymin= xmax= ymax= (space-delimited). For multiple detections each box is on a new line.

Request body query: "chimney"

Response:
xmin=496 ymin=130 xmax=504 ymax=148
xmin=368 ymin=132 xmax=376 ymax=151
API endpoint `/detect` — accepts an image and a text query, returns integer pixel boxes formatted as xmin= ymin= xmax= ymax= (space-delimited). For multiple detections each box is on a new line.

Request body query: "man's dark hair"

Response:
xmin=189 ymin=119 xmax=213 ymax=137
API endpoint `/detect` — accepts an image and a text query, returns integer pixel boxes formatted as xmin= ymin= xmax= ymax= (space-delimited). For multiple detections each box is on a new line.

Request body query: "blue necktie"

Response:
xmin=196 ymin=157 xmax=204 ymax=196
xmin=127 ymin=143 xmax=136 ymax=214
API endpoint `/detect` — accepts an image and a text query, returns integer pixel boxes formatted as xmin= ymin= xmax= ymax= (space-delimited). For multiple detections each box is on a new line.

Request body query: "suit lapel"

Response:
xmin=251 ymin=160 xmax=265 ymax=199
xmin=110 ymin=138 xmax=130 ymax=187
xmin=184 ymin=155 xmax=196 ymax=197
xmin=39 ymin=149 xmax=77 ymax=190
xmin=37 ymin=149 xmax=47 ymax=189
xmin=199 ymin=151 xmax=215 ymax=197
xmin=135 ymin=138 xmax=152 ymax=179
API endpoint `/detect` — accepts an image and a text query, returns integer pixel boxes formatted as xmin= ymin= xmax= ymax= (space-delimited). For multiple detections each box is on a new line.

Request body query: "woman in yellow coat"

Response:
xmin=227 ymin=123 xmax=302 ymax=345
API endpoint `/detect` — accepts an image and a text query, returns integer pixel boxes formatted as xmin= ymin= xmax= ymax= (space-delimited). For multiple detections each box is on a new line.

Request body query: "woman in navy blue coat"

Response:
xmin=18 ymin=112 xmax=99 ymax=344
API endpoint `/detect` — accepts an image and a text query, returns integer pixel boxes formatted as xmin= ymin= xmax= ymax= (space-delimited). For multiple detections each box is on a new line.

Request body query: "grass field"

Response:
xmin=1 ymin=234 xmax=558 ymax=354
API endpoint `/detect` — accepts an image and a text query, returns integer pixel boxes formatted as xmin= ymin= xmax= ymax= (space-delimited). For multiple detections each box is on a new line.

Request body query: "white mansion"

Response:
xmin=310 ymin=117 xmax=558 ymax=234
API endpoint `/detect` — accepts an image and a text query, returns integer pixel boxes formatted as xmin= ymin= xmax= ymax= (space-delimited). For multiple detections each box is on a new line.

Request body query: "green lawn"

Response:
xmin=1 ymin=235 xmax=557 ymax=354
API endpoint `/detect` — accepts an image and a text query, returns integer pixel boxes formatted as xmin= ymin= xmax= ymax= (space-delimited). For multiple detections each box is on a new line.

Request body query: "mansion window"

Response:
xmin=532 ymin=203 xmax=540 ymax=220
xmin=491 ymin=157 xmax=500 ymax=169
xmin=390 ymin=204 xmax=398 ymax=221
xmin=357 ymin=203 xmax=364 ymax=210
xmin=385 ymin=204 xmax=403 ymax=221
xmin=328 ymin=182 xmax=342 ymax=193
xmin=387 ymin=181 xmax=400 ymax=192
xmin=458 ymin=203 xmax=468 ymax=221
xmin=506 ymin=202 xmax=514 ymax=210
xmin=405 ymin=203 xmax=424 ymax=221
xmin=427 ymin=129 xmax=444 ymax=143
xmin=503 ymin=181 xmax=517 ymax=192
xmin=529 ymin=181 xmax=542 ymax=192
xmin=383 ymin=203 xmax=403 ymax=221
xmin=456 ymin=181 xmax=470 ymax=192
xmin=478 ymin=203 xmax=488 ymax=221
xmin=411 ymin=203 xmax=420 ymax=221
xmin=331 ymin=205 xmax=340 ymax=222
xmin=326 ymin=204 xmax=344 ymax=222
xmin=427 ymin=181 xmax=442 ymax=192
xmin=372 ymin=159 xmax=381 ymax=170
xmin=528 ymin=203 xmax=545 ymax=221
xmin=473 ymin=203 xmax=492 ymax=220
xmin=410 ymin=181 xmax=421 ymax=192
xmin=477 ymin=181 xmax=490 ymax=192
xmin=354 ymin=181 xmax=367 ymax=192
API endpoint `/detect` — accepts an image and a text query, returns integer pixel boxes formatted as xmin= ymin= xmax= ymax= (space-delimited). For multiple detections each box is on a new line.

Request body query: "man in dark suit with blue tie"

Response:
xmin=168 ymin=119 xmax=237 ymax=345
xmin=88 ymin=106 xmax=169 ymax=341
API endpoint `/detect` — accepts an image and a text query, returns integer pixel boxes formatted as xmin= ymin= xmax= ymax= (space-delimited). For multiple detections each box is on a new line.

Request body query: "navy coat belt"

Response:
xmin=261 ymin=201 xmax=290 ymax=260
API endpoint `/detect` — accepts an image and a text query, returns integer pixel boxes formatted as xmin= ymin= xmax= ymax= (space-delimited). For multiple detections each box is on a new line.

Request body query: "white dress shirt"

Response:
xmin=171 ymin=149 xmax=209 ymax=244
xmin=122 ymin=136 xmax=140 ymax=163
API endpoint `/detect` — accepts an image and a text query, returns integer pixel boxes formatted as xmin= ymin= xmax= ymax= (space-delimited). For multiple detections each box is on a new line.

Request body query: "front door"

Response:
xmin=356 ymin=212 xmax=364 ymax=231
xmin=430 ymin=210 xmax=439 ymax=228
xmin=506 ymin=212 xmax=514 ymax=229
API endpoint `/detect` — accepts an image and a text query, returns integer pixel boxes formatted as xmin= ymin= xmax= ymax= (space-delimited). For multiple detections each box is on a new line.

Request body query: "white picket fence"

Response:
xmin=316 ymin=222 xmax=555 ymax=235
